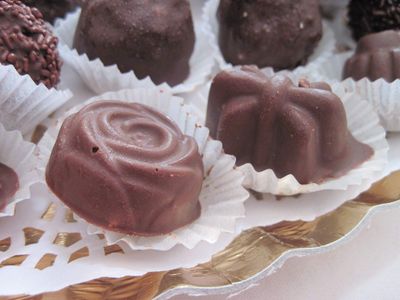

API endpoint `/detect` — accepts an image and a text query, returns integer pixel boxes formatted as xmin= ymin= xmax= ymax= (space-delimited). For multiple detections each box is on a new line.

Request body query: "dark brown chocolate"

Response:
xmin=46 ymin=101 xmax=204 ymax=236
xmin=0 ymin=0 xmax=61 ymax=88
xmin=0 ymin=162 xmax=19 ymax=211
xmin=217 ymin=0 xmax=322 ymax=70
xmin=206 ymin=66 xmax=373 ymax=184
xmin=343 ymin=30 xmax=400 ymax=82
xmin=73 ymin=0 xmax=195 ymax=86
xmin=348 ymin=0 xmax=400 ymax=41
xmin=22 ymin=0 xmax=80 ymax=24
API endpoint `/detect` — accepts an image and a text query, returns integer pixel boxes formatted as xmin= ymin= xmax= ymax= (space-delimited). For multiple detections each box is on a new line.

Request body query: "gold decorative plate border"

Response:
xmin=5 ymin=171 xmax=400 ymax=300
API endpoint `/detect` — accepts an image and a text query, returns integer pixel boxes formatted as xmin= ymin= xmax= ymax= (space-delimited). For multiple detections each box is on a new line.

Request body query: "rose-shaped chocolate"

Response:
xmin=46 ymin=101 xmax=204 ymax=236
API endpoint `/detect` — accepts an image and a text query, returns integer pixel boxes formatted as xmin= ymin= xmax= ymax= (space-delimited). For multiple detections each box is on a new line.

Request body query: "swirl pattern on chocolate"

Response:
xmin=46 ymin=101 xmax=203 ymax=236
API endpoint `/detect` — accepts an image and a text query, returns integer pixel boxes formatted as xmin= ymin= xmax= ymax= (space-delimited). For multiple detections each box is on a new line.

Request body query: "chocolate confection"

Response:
xmin=46 ymin=101 xmax=204 ymax=236
xmin=0 ymin=162 xmax=19 ymax=211
xmin=22 ymin=0 xmax=80 ymax=24
xmin=217 ymin=0 xmax=322 ymax=70
xmin=348 ymin=0 xmax=400 ymax=40
xmin=206 ymin=66 xmax=373 ymax=184
xmin=0 ymin=0 xmax=61 ymax=88
xmin=73 ymin=0 xmax=195 ymax=86
xmin=343 ymin=30 xmax=400 ymax=82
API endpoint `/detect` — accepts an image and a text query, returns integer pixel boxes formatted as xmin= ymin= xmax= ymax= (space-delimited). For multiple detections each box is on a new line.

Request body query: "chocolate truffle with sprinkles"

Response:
xmin=0 ymin=0 xmax=61 ymax=88
xmin=348 ymin=0 xmax=400 ymax=40
xmin=21 ymin=0 xmax=80 ymax=24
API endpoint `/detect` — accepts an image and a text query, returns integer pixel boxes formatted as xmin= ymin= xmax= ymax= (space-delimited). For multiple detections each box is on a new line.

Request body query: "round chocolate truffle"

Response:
xmin=0 ymin=0 xmax=61 ymax=88
xmin=206 ymin=66 xmax=373 ymax=184
xmin=0 ymin=162 xmax=19 ymax=211
xmin=343 ymin=30 xmax=400 ymax=82
xmin=46 ymin=101 xmax=204 ymax=236
xmin=73 ymin=0 xmax=195 ymax=86
xmin=348 ymin=0 xmax=400 ymax=41
xmin=217 ymin=0 xmax=323 ymax=70
xmin=22 ymin=0 xmax=80 ymax=24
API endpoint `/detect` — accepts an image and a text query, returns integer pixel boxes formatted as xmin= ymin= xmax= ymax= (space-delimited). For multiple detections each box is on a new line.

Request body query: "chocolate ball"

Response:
xmin=0 ymin=0 xmax=61 ymax=88
xmin=343 ymin=30 xmax=400 ymax=82
xmin=46 ymin=101 xmax=204 ymax=236
xmin=206 ymin=66 xmax=373 ymax=184
xmin=348 ymin=0 xmax=400 ymax=40
xmin=73 ymin=0 xmax=195 ymax=86
xmin=217 ymin=0 xmax=323 ymax=70
xmin=21 ymin=0 xmax=80 ymax=24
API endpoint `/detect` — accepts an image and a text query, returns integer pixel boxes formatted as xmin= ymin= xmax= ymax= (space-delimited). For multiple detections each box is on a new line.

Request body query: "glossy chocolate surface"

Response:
xmin=206 ymin=66 xmax=373 ymax=184
xmin=46 ymin=101 xmax=203 ymax=236
xmin=0 ymin=0 xmax=61 ymax=88
xmin=73 ymin=0 xmax=195 ymax=86
xmin=343 ymin=30 xmax=400 ymax=82
xmin=0 ymin=162 xmax=19 ymax=211
xmin=217 ymin=0 xmax=322 ymax=70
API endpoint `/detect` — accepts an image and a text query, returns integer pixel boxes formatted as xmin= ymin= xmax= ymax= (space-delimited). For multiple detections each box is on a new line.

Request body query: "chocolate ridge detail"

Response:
xmin=46 ymin=101 xmax=203 ymax=236
xmin=206 ymin=66 xmax=373 ymax=184
xmin=343 ymin=30 xmax=400 ymax=82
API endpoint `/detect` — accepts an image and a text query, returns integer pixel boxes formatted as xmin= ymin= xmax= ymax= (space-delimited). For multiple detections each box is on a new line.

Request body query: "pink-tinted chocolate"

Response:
xmin=46 ymin=101 xmax=203 ymax=236
xmin=217 ymin=0 xmax=322 ymax=70
xmin=206 ymin=66 xmax=373 ymax=184
xmin=0 ymin=162 xmax=19 ymax=211
xmin=343 ymin=30 xmax=400 ymax=82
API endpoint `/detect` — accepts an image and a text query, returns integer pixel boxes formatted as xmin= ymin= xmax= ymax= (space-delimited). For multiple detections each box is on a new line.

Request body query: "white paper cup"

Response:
xmin=0 ymin=64 xmax=72 ymax=135
xmin=38 ymin=88 xmax=249 ymax=251
xmin=54 ymin=9 xmax=216 ymax=95
xmin=316 ymin=52 xmax=400 ymax=132
xmin=0 ymin=123 xmax=38 ymax=217
xmin=202 ymin=0 xmax=336 ymax=75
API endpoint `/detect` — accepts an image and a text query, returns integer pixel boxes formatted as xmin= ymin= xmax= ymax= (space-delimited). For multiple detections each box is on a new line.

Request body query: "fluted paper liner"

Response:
xmin=0 ymin=64 xmax=72 ymax=135
xmin=0 ymin=123 xmax=38 ymax=217
xmin=54 ymin=9 xmax=215 ymax=95
xmin=202 ymin=0 xmax=336 ymax=75
xmin=38 ymin=88 xmax=248 ymax=251
xmin=316 ymin=52 xmax=400 ymax=132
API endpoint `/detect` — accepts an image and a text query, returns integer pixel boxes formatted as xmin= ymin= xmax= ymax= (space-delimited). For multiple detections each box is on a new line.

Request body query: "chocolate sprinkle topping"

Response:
xmin=22 ymin=0 xmax=80 ymax=24
xmin=0 ymin=0 xmax=61 ymax=88
xmin=348 ymin=0 xmax=400 ymax=40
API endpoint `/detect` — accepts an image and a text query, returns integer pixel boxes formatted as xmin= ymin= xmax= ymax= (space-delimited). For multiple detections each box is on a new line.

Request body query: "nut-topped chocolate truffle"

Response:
xmin=73 ymin=0 xmax=195 ymax=86
xmin=206 ymin=66 xmax=373 ymax=184
xmin=0 ymin=0 xmax=61 ymax=88
xmin=0 ymin=162 xmax=19 ymax=211
xmin=217 ymin=0 xmax=322 ymax=70
xmin=348 ymin=0 xmax=400 ymax=40
xmin=46 ymin=101 xmax=204 ymax=236
xmin=343 ymin=30 xmax=400 ymax=82
xmin=22 ymin=0 xmax=80 ymax=24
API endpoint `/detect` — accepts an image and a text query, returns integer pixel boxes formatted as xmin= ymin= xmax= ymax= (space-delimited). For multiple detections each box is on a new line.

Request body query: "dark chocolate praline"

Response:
xmin=46 ymin=101 xmax=204 ymax=236
xmin=0 ymin=162 xmax=19 ymax=211
xmin=0 ymin=0 xmax=61 ymax=88
xmin=217 ymin=0 xmax=322 ymax=70
xmin=73 ymin=0 xmax=195 ymax=86
xmin=206 ymin=66 xmax=373 ymax=184
xmin=343 ymin=30 xmax=400 ymax=82
xmin=22 ymin=0 xmax=80 ymax=24
xmin=348 ymin=0 xmax=400 ymax=40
